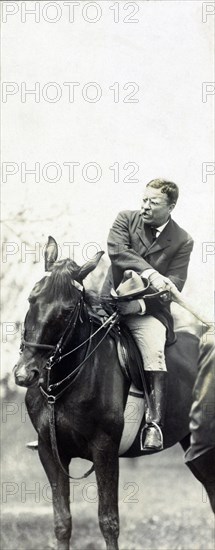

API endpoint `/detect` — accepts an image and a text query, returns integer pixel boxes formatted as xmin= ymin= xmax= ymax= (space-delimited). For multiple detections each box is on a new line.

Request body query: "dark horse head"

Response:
xmin=14 ymin=236 xmax=104 ymax=388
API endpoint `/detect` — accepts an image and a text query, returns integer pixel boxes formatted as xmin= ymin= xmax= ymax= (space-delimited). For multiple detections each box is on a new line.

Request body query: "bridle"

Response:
xmin=21 ymin=290 xmax=117 ymax=400
xmin=20 ymin=283 xmax=118 ymax=480
xmin=20 ymin=281 xmax=170 ymax=480
xmin=21 ymin=282 xmax=83 ymax=350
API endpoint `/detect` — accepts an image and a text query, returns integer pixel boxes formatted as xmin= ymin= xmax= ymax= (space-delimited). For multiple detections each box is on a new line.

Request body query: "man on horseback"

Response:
xmin=101 ymin=178 xmax=194 ymax=451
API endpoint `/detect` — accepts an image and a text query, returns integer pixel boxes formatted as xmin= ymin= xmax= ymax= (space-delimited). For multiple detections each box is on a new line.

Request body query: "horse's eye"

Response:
xmin=28 ymin=296 xmax=37 ymax=304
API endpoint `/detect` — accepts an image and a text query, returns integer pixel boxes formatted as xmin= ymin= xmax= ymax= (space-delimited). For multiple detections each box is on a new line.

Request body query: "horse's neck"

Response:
xmin=71 ymin=304 xmax=91 ymax=360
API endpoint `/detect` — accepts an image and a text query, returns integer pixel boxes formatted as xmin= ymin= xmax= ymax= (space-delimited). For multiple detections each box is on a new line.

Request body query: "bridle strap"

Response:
xmin=22 ymin=340 xmax=55 ymax=351
xmin=20 ymin=294 xmax=83 ymax=356
xmin=50 ymin=311 xmax=116 ymax=365
xmin=48 ymin=401 xmax=95 ymax=480
xmin=42 ymin=312 xmax=118 ymax=396
xmin=55 ymin=298 xmax=82 ymax=355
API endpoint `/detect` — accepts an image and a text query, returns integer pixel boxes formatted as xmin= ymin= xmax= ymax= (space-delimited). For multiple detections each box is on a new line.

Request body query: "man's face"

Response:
xmin=141 ymin=186 xmax=175 ymax=227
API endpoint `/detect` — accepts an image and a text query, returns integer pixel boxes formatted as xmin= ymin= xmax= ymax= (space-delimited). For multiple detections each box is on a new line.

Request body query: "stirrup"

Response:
xmin=140 ymin=421 xmax=164 ymax=451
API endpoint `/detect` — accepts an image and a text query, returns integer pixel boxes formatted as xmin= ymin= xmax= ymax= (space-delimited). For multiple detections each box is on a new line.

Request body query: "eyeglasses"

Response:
xmin=141 ymin=198 xmax=169 ymax=207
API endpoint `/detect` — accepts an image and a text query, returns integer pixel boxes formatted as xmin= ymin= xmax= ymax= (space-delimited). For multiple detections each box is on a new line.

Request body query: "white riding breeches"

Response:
xmin=124 ymin=315 xmax=167 ymax=371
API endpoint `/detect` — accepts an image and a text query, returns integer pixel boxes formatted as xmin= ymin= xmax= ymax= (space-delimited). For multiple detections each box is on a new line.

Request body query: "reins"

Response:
xmin=40 ymin=311 xmax=118 ymax=401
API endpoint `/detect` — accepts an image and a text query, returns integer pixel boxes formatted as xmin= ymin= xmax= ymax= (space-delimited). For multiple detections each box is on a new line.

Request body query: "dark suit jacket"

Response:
xmin=102 ymin=210 xmax=194 ymax=296
xmin=101 ymin=211 xmax=194 ymax=343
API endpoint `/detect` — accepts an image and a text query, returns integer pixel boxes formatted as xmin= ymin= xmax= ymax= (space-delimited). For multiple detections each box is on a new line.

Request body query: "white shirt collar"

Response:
xmin=156 ymin=219 xmax=170 ymax=234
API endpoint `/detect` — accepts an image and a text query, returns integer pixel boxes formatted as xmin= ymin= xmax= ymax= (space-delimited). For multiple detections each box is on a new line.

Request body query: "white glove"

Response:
xmin=148 ymin=272 xmax=167 ymax=291
xmin=148 ymin=272 xmax=177 ymax=292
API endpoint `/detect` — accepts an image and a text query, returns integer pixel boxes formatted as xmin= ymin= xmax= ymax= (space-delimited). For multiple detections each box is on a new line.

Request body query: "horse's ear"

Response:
xmin=44 ymin=236 xmax=58 ymax=272
xmin=76 ymin=251 xmax=104 ymax=282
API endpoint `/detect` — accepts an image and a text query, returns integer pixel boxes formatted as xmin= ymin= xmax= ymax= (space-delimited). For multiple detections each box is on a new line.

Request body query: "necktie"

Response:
xmin=150 ymin=226 xmax=158 ymax=242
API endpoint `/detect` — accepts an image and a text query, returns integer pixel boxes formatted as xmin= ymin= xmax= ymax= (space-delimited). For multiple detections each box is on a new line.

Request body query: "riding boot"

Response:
xmin=185 ymin=448 xmax=215 ymax=513
xmin=141 ymin=371 xmax=168 ymax=451
xmin=185 ymin=447 xmax=215 ymax=484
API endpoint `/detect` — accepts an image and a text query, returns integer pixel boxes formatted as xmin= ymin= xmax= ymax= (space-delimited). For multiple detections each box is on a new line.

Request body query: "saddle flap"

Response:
xmin=117 ymin=323 xmax=145 ymax=391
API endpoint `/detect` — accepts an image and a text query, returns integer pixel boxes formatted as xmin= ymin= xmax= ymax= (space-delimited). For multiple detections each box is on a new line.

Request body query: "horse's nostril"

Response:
xmin=25 ymin=369 xmax=40 ymax=388
xmin=31 ymin=368 xmax=40 ymax=381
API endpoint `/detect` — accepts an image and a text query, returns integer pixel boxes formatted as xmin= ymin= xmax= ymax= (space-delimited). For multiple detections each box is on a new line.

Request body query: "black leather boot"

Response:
xmin=141 ymin=371 xmax=168 ymax=451
xmin=185 ymin=448 xmax=215 ymax=514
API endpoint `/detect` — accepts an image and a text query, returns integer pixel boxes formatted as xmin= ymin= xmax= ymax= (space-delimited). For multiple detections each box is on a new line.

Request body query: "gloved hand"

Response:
xmin=117 ymin=300 xmax=142 ymax=316
xmin=148 ymin=272 xmax=175 ymax=292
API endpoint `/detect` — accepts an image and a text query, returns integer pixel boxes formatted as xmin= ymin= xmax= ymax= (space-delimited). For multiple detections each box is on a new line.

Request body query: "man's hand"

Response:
xmin=117 ymin=300 xmax=142 ymax=316
xmin=148 ymin=271 xmax=167 ymax=290
xmin=148 ymin=272 xmax=178 ymax=292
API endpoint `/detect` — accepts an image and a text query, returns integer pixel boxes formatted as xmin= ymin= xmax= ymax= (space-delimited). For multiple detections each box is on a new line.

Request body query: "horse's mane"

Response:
xmin=29 ymin=259 xmax=81 ymax=303
xmin=29 ymin=258 xmax=101 ymax=306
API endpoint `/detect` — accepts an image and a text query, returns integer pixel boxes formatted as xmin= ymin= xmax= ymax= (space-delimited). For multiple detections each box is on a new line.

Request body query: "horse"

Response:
xmin=14 ymin=236 xmax=215 ymax=550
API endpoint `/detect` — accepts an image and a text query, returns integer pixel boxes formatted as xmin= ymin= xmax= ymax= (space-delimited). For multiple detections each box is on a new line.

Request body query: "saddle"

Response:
xmin=88 ymin=303 xmax=200 ymax=401
xmin=88 ymin=304 xmax=200 ymax=455
xmin=88 ymin=305 xmax=143 ymax=388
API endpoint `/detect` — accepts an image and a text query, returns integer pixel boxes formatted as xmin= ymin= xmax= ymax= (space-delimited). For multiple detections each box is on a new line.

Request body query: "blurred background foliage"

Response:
xmin=1 ymin=196 xmax=110 ymax=394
